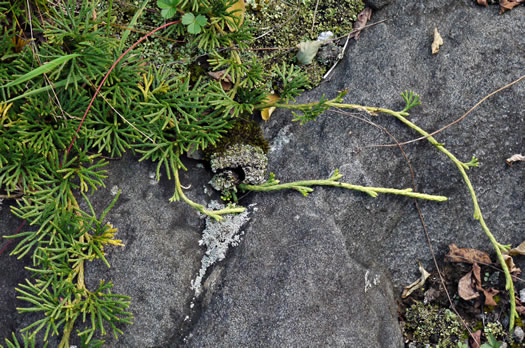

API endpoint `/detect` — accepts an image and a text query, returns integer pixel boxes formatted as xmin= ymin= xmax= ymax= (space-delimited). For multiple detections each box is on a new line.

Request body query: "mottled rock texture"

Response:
xmin=1 ymin=0 xmax=524 ymax=347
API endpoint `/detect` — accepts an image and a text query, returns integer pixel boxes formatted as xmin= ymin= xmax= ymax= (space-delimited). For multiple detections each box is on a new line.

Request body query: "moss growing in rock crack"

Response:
xmin=209 ymin=144 xmax=268 ymax=201
xmin=404 ymin=301 xmax=466 ymax=347
xmin=204 ymin=117 xmax=269 ymax=160
xmin=246 ymin=0 xmax=365 ymax=86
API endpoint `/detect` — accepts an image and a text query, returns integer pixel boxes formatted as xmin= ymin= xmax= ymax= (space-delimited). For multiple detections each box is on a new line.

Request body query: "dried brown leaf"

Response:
xmin=476 ymin=0 xmax=488 ymax=6
xmin=499 ymin=0 xmax=525 ymax=13
xmin=468 ymin=263 xmax=500 ymax=306
xmin=350 ymin=7 xmax=373 ymax=40
xmin=208 ymin=70 xmax=233 ymax=91
xmin=458 ymin=268 xmax=480 ymax=301
xmin=482 ymin=288 xmax=500 ymax=306
xmin=431 ymin=27 xmax=444 ymax=54
xmin=506 ymin=154 xmax=525 ymax=165
xmin=503 ymin=254 xmax=521 ymax=274
xmin=445 ymin=244 xmax=492 ymax=265
xmin=402 ymin=262 xmax=430 ymax=298
xmin=469 ymin=330 xmax=482 ymax=348
xmin=208 ymin=69 xmax=233 ymax=82
xmin=472 ymin=262 xmax=482 ymax=286
xmin=509 ymin=240 xmax=525 ymax=256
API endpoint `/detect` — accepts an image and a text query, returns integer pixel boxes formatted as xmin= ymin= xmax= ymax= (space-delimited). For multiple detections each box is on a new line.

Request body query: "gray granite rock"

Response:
xmin=1 ymin=0 xmax=524 ymax=347
xmin=186 ymin=1 xmax=524 ymax=346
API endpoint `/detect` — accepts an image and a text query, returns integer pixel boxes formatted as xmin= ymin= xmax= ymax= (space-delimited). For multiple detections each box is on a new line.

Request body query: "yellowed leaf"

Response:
xmin=402 ymin=262 xmax=430 ymax=298
xmin=509 ymin=240 xmax=525 ymax=256
xmin=226 ymin=0 xmax=245 ymax=32
xmin=431 ymin=27 xmax=443 ymax=55
xmin=261 ymin=94 xmax=280 ymax=121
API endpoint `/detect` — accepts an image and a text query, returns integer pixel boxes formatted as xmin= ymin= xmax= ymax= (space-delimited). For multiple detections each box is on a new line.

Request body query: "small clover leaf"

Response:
xmin=182 ymin=12 xmax=208 ymax=34
xmin=181 ymin=12 xmax=195 ymax=25
xmin=157 ymin=0 xmax=180 ymax=19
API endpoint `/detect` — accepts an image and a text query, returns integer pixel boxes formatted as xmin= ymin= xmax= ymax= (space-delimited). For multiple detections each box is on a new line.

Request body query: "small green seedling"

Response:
xmin=480 ymin=333 xmax=503 ymax=348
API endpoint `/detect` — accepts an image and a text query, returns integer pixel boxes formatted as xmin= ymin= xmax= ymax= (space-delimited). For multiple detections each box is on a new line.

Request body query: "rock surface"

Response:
xmin=1 ymin=0 xmax=524 ymax=347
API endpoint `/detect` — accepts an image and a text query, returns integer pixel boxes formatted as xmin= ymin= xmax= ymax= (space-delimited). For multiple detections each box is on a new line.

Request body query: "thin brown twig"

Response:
xmin=368 ymin=74 xmax=525 ymax=149
xmin=109 ymin=22 xmax=185 ymax=43
xmin=332 ymin=108 xmax=478 ymax=343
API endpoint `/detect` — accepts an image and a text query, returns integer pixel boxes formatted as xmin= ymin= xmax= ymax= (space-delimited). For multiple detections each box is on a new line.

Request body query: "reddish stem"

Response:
xmin=62 ymin=20 xmax=181 ymax=167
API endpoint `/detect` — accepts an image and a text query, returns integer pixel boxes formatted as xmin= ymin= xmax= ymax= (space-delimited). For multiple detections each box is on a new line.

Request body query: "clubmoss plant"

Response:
xmin=0 ymin=0 xmax=466 ymax=346
xmin=267 ymin=90 xmax=520 ymax=332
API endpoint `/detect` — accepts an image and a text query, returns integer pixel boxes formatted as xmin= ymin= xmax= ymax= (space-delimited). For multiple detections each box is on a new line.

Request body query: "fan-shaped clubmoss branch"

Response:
xmin=239 ymin=170 xmax=448 ymax=202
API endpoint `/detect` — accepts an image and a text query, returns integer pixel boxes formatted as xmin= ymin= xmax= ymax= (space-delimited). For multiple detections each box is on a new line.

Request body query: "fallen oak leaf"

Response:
xmin=260 ymin=94 xmax=280 ymax=121
xmin=445 ymin=243 xmax=492 ymax=265
xmin=401 ymin=262 xmax=430 ymax=298
xmin=431 ymin=27 xmax=444 ymax=54
xmin=508 ymin=240 xmax=525 ymax=256
xmin=505 ymin=154 xmax=525 ymax=166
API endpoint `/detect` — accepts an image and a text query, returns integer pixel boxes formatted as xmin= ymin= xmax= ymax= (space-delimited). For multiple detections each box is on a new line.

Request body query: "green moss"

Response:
xmin=245 ymin=0 xmax=365 ymax=86
xmin=484 ymin=322 xmax=508 ymax=342
xmin=204 ymin=117 xmax=269 ymax=160
xmin=404 ymin=302 xmax=465 ymax=347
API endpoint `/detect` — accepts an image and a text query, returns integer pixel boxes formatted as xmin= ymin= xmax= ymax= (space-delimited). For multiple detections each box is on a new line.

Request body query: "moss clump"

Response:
xmin=484 ymin=322 xmax=508 ymax=342
xmin=209 ymin=143 xmax=268 ymax=201
xmin=245 ymin=0 xmax=365 ymax=86
xmin=204 ymin=117 xmax=269 ymax=160
xmin=404 ymin=302 xmax=465 ymax=347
